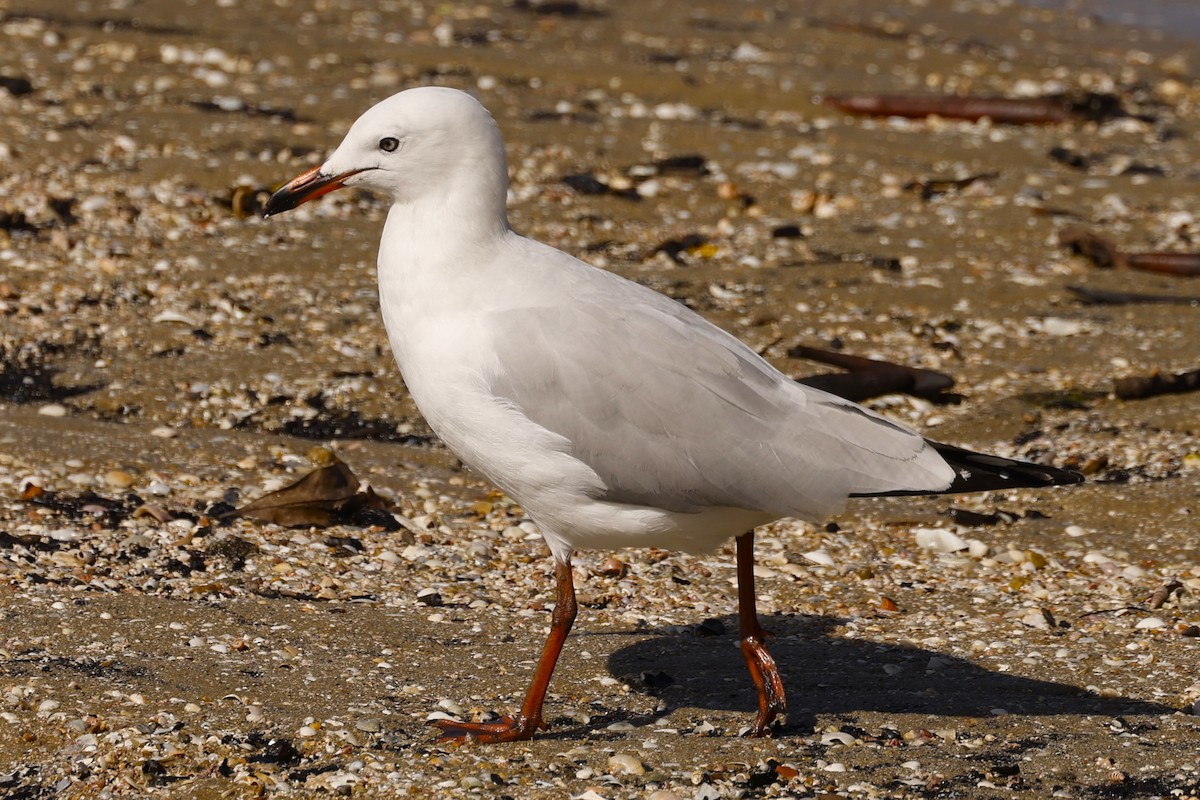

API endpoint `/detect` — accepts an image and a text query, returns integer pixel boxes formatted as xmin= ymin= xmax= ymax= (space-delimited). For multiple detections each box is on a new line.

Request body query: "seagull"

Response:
xmin=264 ymin=86 xmax=1082 ymax=742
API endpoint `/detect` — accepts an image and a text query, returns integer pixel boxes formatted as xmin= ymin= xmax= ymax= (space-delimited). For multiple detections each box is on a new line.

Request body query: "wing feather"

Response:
xmin=485 ymin=254 xmax=954 ymax=519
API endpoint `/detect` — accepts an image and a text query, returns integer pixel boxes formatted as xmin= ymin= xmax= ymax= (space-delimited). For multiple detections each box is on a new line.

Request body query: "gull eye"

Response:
xmin=379 ymin=136 xmax=400 ymax=153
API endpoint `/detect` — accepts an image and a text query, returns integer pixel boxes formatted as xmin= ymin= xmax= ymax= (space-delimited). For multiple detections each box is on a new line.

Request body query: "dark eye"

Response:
xmin=379 ymin=137 xmax=400 ymax=153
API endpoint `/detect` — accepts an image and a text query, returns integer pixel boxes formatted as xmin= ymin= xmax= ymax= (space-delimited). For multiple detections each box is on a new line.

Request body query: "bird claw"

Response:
xmin=743 ymin=713 xmax=783 ymax=738
xmin=430 ymin=714 xmax=543 ymax=743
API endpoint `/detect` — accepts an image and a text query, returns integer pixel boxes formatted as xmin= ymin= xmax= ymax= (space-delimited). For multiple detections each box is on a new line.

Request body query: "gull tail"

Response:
xmin=853 ymin=440 xmax=1085 ymax=498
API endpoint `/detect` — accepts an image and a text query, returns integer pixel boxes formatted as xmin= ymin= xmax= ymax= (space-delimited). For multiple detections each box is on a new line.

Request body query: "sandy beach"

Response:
xmin=1 ymin=0 xmax=1198 ymax=796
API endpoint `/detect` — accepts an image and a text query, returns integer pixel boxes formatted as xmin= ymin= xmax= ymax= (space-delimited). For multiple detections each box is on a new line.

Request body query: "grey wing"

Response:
xmin=487 ymin=270 xmax=954 ymax=519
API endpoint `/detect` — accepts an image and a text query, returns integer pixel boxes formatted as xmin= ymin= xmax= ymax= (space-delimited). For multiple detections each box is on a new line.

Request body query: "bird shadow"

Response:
xmin=600 ymin=613 xmax=1175 ymax=734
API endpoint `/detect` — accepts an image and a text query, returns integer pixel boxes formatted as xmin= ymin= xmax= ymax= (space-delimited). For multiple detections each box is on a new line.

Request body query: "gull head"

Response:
xmin=264 ymin=87 xmax=508 ymax=217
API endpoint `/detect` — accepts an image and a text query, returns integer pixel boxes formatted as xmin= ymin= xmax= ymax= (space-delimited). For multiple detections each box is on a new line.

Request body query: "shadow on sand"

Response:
xmin=602 ymin=613 xmax=1174 ymax=734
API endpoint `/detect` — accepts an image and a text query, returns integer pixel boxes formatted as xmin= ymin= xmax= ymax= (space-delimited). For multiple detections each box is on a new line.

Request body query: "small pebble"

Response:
xmin=914 ymin=527 xmax=968 ymax=553
xmin=103 ymin=470 xmax=134 ymax=488
xmin=821 ymin=731 xmax=856 ymax=745
xmin=803 ymin=549 xmax=835 ymax=566
xmin=1020 ymin=609 xmax=1055 ymax=630
xmin=606 ymin=753 xmax=645 ymax=775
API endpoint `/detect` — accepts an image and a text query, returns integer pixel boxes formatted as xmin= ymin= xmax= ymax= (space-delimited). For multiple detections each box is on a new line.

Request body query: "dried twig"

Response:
xmin=1114 ymin=369 xmax=1200 ymax=401
xmin=1060 ymin=229 xmax=1200 ymax=277
xmin=824 ymin=92 xmax=1131 ymax=124
xmin=790 ymin=345 xmax=956 ymax=402
xmin=1067 ymin=286 xmax=1200 ymax=306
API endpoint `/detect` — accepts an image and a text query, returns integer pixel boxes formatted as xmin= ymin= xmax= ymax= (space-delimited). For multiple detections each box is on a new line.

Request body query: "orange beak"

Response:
xmin=263 ymin=165 xmax=369 ymax=217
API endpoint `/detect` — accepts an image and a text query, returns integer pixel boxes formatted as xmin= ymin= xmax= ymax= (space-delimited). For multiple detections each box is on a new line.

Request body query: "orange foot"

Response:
xmin=744 ymin=710 xmax=783 ymax=738
xmin=430 ymin=714 xmax=545 ymax=744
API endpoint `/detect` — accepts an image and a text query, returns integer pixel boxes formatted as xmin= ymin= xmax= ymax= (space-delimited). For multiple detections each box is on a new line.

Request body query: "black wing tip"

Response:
xmin=852 ymin=441 xmax=1085 ymax=498
xmin=934 ymin=440 xmax=1085 ymax=494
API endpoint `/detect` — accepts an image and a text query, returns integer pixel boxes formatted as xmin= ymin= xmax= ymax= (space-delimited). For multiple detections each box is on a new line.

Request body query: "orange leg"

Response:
xmin=432 ymin=555 xmax=577 ymax=743
xmin=736 ymin=531 xmax=786 ymax=736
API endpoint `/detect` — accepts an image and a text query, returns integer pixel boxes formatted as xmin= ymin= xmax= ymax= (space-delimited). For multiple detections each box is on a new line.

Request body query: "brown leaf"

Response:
xmin=231 ymin=454 xmax=392 ymax=528
xmin=132 ymin=503 xmax=173 ymax=523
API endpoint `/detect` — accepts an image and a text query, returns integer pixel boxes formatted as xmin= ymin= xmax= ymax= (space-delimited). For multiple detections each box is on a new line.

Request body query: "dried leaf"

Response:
xmin=231 ymin=454 xmax=394 ymax=528
xmin=132 ymin=503 xmax=173 ymax=523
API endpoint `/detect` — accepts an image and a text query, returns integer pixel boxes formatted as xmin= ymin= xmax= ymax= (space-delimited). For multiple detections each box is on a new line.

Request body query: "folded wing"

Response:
xmin=486 ymin=260 xmax=956 ymax=520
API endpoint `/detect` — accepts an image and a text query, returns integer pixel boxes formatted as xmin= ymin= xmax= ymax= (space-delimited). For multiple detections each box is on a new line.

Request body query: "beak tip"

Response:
xmin=261 ymin=188 xmax=297 ymax=219
xmin=260 ymin=165 xmax=352 ymax=219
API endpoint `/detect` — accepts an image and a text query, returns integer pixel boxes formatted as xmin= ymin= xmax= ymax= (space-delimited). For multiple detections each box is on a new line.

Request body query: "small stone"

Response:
xmin=598 ymin=556 xmax=627 ymax=578
xmin=416 ymin=588 xmax=443 ymax=607
xmin=821 ymin=731 xmax=855 ymax=745
xmin=914 ymin=527 xmax=968 ymax=553
xmin=150 ymin=426 xmax=178 ymax=439
xmin=437 ymin=698 xmax=464 ymax=716
xmin=152 ymin=310 xmax=200 ymax=326
xmin=103 ymin=470 xmax=134 ymax=489
xmin=1041 ymin=318 xmax=1085 ymax=336
xmin=803 ymin=549 xmax=835 ymax=566
xmin=606 ymin=753 xmax=645 ymax=775
xmin=38 ymin=404 xmax=68 ymax=417
xmin=1020 ymin=609 xmax=1055 ymax=630
xmin=730 ymin=41 xmax=765 ymax=62
xmin=717 ymin=181 xmax=742 ymax=200
xmin=465 ymin=540 xmax=492 ymax=559
xmin=400 ymin=545 xmax=430 ymax=561
xmin=1135 ymin=617 xmax=1166 ymax=630
xmin=335 ymin=729 xmax=363 ymax=746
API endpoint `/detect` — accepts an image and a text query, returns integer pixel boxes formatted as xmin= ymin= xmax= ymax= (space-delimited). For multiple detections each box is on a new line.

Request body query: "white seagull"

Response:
xmin=264 ymin=86 xmax=1081 ymax=742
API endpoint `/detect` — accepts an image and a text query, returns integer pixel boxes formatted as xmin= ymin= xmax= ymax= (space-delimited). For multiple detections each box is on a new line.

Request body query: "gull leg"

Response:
xmin=433 ymin=555 xmax=577 ymax=743
xmin=736 ymin=530 xmax=786 ymax=736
